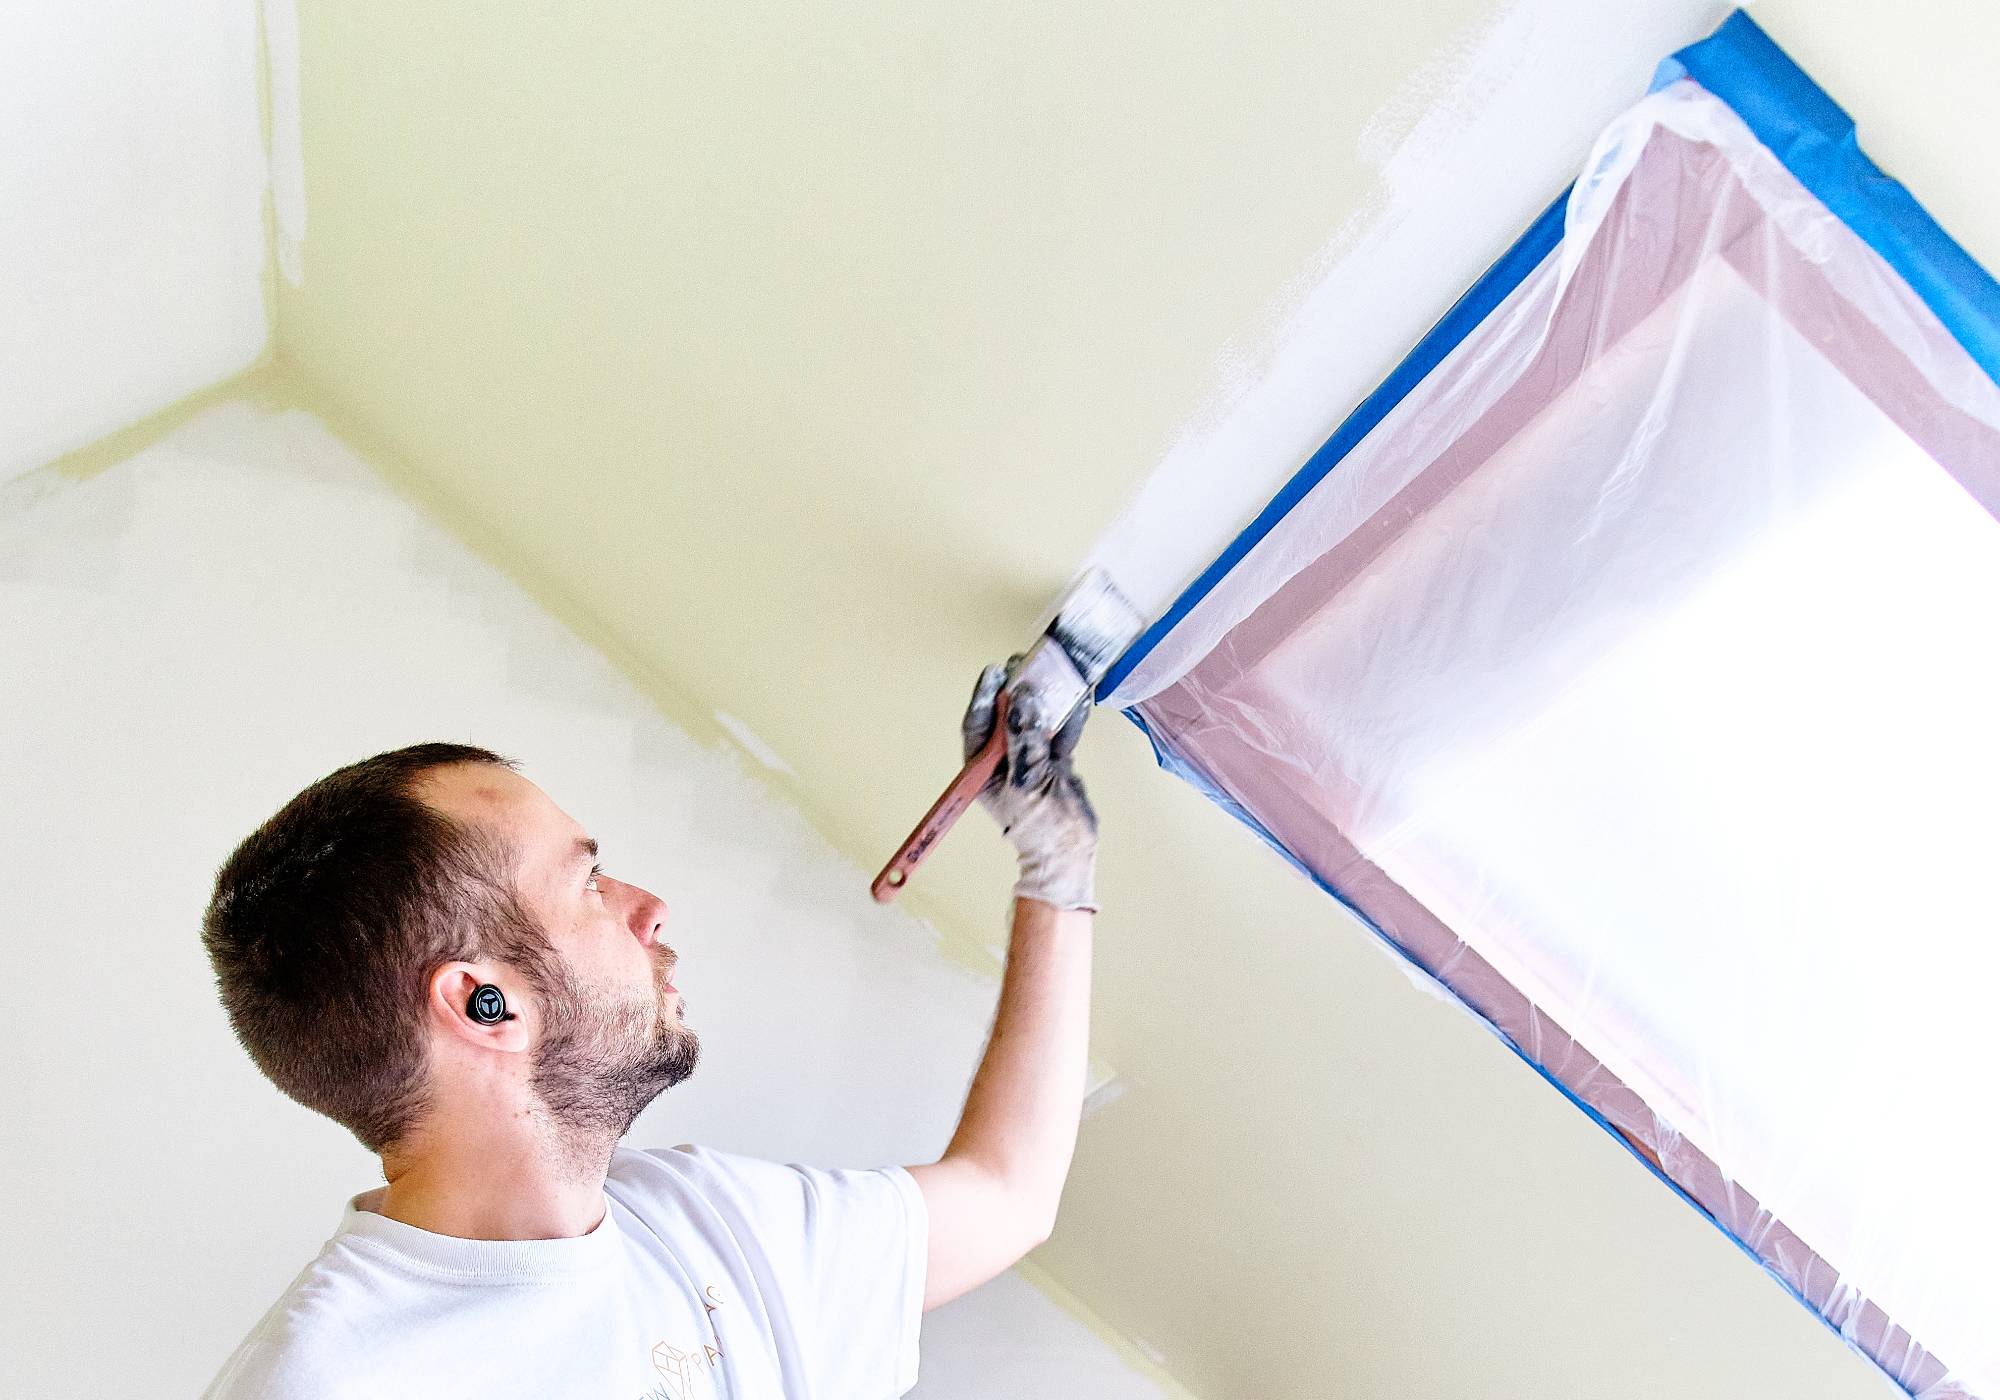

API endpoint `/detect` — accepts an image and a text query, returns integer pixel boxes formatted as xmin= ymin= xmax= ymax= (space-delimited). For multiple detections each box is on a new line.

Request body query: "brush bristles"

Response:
xmin=1047 ymin=568 xmax=1146 ymax=685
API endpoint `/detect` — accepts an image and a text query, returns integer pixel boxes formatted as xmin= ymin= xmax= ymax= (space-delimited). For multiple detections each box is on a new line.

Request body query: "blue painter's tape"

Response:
xmin=1095 ymin=185 xmax=1571 ymax=701
xmin=1656 ymin=10 xmax=2000 ymax=387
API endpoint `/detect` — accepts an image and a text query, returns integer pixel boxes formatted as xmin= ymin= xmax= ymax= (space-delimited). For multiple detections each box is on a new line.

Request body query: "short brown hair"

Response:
xmin=201 ymin=743 xmax=560 ymax=1153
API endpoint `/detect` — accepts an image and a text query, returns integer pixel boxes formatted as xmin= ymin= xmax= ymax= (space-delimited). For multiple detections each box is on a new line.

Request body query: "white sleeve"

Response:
xmin=202 ymin=1326 xmax=371 ymax=1400
xmin=640 ymin=1144 xmax=929 ymax=1398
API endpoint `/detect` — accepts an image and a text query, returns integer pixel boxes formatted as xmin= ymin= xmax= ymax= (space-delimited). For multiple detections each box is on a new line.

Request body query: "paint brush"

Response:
xmin=873 ymin=567 xmax=1146 ymax=902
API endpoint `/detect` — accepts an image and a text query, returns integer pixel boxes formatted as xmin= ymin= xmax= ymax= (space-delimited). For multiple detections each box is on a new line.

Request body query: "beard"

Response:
xmin=527 ymin=940 xmax=700 ymax=1156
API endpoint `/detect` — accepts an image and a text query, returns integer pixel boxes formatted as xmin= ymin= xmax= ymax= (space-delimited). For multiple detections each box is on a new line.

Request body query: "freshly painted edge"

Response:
xmin=1095 ymin=188 xmax=1570 ymax=699
xmin=0 ymin=362 xmax=290 ymax=519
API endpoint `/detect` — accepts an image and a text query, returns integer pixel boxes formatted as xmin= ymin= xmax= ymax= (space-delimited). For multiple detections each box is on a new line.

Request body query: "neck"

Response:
xmin=375 ymin=1116 xmax=614 ymax=1242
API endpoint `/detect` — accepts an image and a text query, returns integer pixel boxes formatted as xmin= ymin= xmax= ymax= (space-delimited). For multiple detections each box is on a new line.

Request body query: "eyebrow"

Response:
xmin=569 ymin=836 xmax=600 ymax=870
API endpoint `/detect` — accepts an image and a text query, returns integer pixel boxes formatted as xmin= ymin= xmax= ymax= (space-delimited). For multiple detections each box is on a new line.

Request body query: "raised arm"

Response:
xmin=906 ymin=663 xmax=1098 ymax=1311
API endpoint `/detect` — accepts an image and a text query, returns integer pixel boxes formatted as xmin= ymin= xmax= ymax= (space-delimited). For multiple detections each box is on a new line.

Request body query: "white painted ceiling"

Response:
xmin=0 ymin=0 xmax=267 ymax=480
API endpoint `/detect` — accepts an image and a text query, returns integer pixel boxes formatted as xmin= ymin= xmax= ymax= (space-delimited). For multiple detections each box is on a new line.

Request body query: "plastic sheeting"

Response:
xmin=1106 ymin=15 xmax=2000 ymax=1399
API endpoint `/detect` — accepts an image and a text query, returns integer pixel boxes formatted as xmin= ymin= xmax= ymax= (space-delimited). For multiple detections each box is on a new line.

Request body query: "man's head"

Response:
xmin=201 ymin=743 xmax=698 ymax=1162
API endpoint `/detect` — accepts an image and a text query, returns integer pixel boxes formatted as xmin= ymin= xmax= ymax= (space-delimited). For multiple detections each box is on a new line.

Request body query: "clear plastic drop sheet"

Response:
xmin=1122 ymin=77 xmax=2000 ymax=1400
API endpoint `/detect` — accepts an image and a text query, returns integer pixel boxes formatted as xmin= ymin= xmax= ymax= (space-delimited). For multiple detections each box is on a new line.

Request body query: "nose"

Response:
xmin=624 ymin=882 xmax=668 ymax=948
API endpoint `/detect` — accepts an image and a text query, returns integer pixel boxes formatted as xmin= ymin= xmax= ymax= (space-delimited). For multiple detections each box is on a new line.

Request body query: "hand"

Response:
xmin=962 ymin=658 xmax=1099 ymax=913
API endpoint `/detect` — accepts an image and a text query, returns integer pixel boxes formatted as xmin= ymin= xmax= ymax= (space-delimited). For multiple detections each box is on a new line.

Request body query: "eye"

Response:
xmin=586 ymin=863 xmax=605 ymax=895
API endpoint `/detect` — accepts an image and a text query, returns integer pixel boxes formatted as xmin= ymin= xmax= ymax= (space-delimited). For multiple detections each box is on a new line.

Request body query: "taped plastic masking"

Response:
xmin=1109 ymin=14 xmax=2000 ymax=1398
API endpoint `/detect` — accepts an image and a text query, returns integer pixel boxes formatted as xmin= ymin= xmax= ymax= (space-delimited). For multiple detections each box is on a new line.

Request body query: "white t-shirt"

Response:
xmin=203 ymin=1143 xmax=928 ymax=1400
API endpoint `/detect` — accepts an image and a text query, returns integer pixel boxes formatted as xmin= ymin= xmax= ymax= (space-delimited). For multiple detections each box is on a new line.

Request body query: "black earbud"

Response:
xmin=467 ymin=983 xmax=515 ymax=1025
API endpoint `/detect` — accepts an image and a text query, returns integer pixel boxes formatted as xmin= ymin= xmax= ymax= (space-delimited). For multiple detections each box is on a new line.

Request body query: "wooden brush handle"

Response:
xmin=872 ymin=690 xmax=1011 ymax=903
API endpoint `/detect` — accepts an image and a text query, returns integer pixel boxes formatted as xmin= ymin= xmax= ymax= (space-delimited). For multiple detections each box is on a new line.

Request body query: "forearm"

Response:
xmin=915 ymin=662 xmax=1100 ymax=1285
xmin=943 ymin=896 xmax=1092 ymax=1235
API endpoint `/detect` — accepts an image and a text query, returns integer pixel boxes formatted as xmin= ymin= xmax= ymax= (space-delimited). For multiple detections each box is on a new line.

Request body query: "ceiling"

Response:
xmin=273 ymin=1 xmax=1996 ymax=1394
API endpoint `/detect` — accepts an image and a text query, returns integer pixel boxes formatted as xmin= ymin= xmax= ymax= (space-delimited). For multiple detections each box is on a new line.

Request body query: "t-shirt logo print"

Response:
xmin=643 ymin=1284 xmax=728 ymax=1399
xmin=650 ymin=1342 xmax=700 ymax=1399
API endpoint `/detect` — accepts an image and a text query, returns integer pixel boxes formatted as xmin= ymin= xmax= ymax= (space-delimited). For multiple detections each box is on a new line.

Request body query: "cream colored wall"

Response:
xmin=268 ymin=1 xmax=1996 ymax=1395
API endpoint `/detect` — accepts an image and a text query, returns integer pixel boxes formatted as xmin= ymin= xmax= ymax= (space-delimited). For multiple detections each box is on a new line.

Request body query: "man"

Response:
xmin=200 ymin=662 xmax=1097 ymax=1399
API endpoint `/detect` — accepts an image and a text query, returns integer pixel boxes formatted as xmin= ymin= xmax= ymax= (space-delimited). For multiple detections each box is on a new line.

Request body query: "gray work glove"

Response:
xmin=962 ymin=658 xmax=1099 ymax=913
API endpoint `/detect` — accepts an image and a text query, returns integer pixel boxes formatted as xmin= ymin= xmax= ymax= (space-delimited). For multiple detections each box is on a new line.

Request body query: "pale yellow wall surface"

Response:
xmin=274 ymin=1 xmax=1990 ymax=1394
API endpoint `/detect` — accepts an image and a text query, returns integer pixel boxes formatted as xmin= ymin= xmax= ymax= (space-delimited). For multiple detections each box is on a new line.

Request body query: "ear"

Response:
xmin=427 ymin=962 xmax=532 ymax=1054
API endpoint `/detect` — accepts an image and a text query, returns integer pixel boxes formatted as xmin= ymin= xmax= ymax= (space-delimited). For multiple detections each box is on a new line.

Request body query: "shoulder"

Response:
xmin=608 ymin=1143 xmax=926 ymax=1269
xmin=609 ymin=1142 xmax=921 ymax=1219
xmin=202 ymin=1247 xmax=398 ymax=1399
xmin=609 ymin=1140 xmax=822 ymax=1198
xmin=204 ymin=1304 xmax=351 ymax=1400
xmin=606 ymin=1142 xmax=796 ymax=1226
xmin=609 ymin=1139 xmax=742 ymax=1186
xmin=205 ymin=1330 xmax=343 ymax=1400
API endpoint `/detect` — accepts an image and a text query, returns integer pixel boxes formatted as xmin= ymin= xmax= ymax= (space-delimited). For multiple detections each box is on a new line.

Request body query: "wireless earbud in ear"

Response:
xmin=467 ymin=983 xmax=516 ymax=1025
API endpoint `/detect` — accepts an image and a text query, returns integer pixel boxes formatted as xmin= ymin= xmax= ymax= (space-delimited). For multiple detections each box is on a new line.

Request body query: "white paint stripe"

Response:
xmin=1085 ymin=0 xmax=1740 ymax=632
xmin=713 ymin=710 xmax=798 ymax=776
xmin=263 ymin=0 xmax=306 ymax=286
